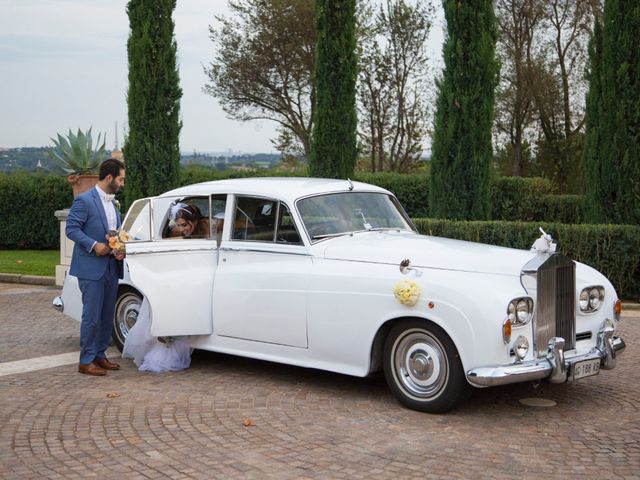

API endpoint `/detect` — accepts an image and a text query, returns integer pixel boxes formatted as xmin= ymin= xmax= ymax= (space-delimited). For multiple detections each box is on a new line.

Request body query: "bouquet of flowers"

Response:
xmin=393 ymin=279 xmax=421 ymax=307
xmin=106 ymin=229 xmax=129 ymax=256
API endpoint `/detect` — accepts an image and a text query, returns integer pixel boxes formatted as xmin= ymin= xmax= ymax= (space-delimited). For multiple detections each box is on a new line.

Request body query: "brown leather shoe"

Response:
xmin=79 ymin=363 xmax=107 ymax=376
xmin=94 ymin=358 xmax=120 ymax=370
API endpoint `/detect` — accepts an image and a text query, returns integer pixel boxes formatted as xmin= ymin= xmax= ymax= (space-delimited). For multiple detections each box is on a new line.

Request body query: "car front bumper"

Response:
xmin=466 ymin=323 xmax=626 ymax=388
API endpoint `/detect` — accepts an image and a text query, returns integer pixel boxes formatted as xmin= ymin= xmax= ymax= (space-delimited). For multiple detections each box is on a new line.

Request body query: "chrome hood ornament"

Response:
xmin=531 ymin=227 xmax=557 ymax=254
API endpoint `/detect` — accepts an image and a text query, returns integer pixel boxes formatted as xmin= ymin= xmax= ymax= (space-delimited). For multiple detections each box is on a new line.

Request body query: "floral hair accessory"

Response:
xmin=170 ymin=202 xmax=191 ymax=220
xmin=393 ymin=279 xmax=420 ymax=307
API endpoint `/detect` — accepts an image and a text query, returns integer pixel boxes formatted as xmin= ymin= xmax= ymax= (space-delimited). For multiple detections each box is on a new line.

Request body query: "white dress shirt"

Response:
xmin=89 ymin=185 xmax=117 ymax=253
xmin=96 ymin=185 xmax=117 ymax=231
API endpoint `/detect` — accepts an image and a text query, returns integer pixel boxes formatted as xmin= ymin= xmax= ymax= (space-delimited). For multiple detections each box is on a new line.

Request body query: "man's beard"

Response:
xmin=107 ymin=178 xmax=120 ymax=194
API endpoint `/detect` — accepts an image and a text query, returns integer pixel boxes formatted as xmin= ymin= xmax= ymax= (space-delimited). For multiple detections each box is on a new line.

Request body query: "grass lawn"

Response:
xmin=0 ymin=250 xmax=58 ymax=277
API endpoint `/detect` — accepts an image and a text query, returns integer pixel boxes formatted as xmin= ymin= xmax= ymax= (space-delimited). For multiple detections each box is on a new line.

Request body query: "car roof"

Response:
xmin=160 ymin=177 xmax=391 ymax=203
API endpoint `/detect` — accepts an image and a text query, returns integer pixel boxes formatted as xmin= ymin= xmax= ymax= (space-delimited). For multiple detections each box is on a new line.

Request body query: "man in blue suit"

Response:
xmin=66 ymin=158 xmax=126 ymax=376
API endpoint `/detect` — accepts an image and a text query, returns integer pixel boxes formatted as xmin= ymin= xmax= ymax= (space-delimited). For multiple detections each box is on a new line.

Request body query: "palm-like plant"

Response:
xmin=47 ymin=127 xmax=106 ymax=175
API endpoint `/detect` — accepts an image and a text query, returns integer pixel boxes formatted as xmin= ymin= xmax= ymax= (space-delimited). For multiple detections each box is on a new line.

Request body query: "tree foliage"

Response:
xmin=493 ymin=0 xmax=598 ymax=194
xmin=310 ymin=0 xmax=358 ymax=178
xmin=429 ymin=0 xmax=499 ymax=220
xmin=494 ymin=0 xmax=542 ymax=177
xmin=527 ymin=0 xmax=594 ymax=193
xmin=357 ymin=0 xmax=434 ymax=173
xmin=124 ymin=0 xmax=182 ymax=205
xmin=584 ymin=0 xmax=640 ymax=224
xmin=204 ymin=0 xmax=316 ymax=159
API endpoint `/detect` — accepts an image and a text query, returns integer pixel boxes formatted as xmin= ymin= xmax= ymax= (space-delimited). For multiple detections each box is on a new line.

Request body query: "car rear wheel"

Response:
xmin=112 ymin=287 xmax=142 ymax=352
xmin=383 ymin=320 xmax=471 ymax=413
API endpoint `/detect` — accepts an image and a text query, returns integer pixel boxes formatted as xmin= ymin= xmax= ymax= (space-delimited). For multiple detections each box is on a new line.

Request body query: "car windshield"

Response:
xmin=297 ymin=192 xmax=415 ymax=241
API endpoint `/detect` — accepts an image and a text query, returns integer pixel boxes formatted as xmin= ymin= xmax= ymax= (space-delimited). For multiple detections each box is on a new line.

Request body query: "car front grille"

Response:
xmin=534 ymin=254 xmax=576 ymax=357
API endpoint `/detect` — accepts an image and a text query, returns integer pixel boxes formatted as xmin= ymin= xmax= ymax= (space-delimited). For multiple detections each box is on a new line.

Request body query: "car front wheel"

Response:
xmin=383 ymin=320 xmax=471 ymax=413
xmin=112 ymin=287 xmax=142 ymax=352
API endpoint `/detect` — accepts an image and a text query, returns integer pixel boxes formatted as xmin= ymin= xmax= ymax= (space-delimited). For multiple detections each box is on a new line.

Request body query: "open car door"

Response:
xmin=122 ymin=196 xmax=218 ymax=337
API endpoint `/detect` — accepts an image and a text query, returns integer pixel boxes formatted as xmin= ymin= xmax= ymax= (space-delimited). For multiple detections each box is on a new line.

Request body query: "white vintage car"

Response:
xmin=54 ymin=177 xmax=626 ymax=413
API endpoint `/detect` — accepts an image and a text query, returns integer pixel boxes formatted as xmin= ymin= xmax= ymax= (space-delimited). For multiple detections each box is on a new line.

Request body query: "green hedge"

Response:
xmin=413 ymin=218 xmax=640 ymax=301
xmin=490 ymin=177 xmax=585 ymax=224
xmin=538 ymin=194 xmax=585 ymax=224
xmin=490 ymin=176 xmax=552 ymax=220
xmin=0 ymin=172 xmax=72 ymax=249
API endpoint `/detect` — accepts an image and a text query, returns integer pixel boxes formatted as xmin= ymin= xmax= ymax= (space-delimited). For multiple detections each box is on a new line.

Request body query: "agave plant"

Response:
xmin=47 ymin=127 xmax=106 ymax=175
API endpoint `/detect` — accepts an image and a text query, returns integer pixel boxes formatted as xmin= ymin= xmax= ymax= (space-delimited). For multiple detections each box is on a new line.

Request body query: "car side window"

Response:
xmin=161 ymin=196 xmax=214 ymax=239
xmin=276 ymin=204 xmax=302 ymax=245
xmin=122 ymin=199 xmax=151 ymax=241
xmin=231 ymin=196 xmax=301 ymax=245
xmin=232 ymin=196 xmax=275 ymax=241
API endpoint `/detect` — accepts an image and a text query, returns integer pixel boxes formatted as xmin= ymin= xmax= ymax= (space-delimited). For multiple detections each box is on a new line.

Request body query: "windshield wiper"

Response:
xmin=311 ymin=231 xmax=351 ymax=240
xmin=350 ymin=227 xmax=406 ymax=234
xmin=365 ymin=227 xmax=403 ymax=232
xmin=312 ymin=227 xmax=404 ymax=240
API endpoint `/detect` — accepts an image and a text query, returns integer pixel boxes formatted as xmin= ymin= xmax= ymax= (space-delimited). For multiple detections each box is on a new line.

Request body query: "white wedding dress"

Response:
xmin=122 ymin=297 xmax=193 ymax=372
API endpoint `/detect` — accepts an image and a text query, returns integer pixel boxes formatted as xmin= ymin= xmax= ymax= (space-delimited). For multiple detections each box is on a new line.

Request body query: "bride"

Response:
xmin=122 ymin=296 xmax=192 ymax=372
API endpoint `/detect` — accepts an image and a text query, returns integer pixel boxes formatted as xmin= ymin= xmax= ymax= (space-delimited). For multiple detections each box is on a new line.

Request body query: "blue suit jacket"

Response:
xmin=66 ymin=188 xmax=124 ymax=281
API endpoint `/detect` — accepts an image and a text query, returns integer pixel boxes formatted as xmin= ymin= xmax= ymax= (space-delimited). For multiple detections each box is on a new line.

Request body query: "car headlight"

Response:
xmin=507 ymin=297 xmax=534 ymax=326
xmin=579 ymin=286 xmax=604 ymax=313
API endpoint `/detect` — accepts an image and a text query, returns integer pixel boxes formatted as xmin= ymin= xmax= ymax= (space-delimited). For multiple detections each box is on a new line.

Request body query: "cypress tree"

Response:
xmin=584 ymin=0 xmax=640 ymax=225
xmin=124 ymin=0 xmax=182 ymax=206
xmin=310 ymin=0 xmax=358 ymax=178
xmin=428 ymin=0 xmax=499 ymax=220
xmin=583 ymin=20 xmax=605 ymax=222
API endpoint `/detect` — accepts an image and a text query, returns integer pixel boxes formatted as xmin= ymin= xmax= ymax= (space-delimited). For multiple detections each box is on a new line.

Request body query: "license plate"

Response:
xmin=572 ymin=358 xmax=600 ymax=380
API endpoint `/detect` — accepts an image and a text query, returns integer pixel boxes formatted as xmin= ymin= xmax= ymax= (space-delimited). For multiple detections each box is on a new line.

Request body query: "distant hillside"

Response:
xmin=0 ymin=147 xmax=282 ymax=173
xmin=0 ymin=147 xmax=54 ymax=172
xmin=181 ymin=151 xmax=282 ymax=170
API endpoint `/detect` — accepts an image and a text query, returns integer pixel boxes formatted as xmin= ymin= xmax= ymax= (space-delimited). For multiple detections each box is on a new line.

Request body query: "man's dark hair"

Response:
xmin=99 ymin=158 xmax=125 ymax=180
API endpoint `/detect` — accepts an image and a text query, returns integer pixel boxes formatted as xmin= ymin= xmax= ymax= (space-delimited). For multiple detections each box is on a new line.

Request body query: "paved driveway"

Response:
xmin=0 ymin=283 xmax=638 ymax=479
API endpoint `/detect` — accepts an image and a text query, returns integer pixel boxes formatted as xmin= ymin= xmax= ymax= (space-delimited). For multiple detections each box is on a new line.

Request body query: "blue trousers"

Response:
xmin=78 ymin=258 xmax=119 ymax=365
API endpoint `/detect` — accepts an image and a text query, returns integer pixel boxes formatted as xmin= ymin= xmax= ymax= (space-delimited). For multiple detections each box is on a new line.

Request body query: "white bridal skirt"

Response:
xmin=122 ymin=297 xmax=192 ymax=372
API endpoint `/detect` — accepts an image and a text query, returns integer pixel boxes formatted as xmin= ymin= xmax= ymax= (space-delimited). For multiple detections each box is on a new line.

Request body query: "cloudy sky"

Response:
xmin=0 ymin=0 xmax=443 ymax=154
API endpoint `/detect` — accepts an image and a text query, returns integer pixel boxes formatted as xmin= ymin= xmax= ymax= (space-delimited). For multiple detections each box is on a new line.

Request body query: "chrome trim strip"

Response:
xmin=127 ymin=247 xmax=218 ymax=255
xmin=220 ymin=246 xmax=312 ymax=256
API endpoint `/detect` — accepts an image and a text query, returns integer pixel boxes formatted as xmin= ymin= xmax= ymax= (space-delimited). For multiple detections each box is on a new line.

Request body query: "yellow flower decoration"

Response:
xmin=393 ymin=279 xmax=420 ymax=307
xmin=107 ymin=229 xmax=129 ymax=254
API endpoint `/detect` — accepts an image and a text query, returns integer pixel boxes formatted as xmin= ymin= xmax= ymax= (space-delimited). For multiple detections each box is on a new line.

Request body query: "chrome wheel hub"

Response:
xmin=115 ymin=294 xmax=140 ymax=343
xmin=394 ymin=330 xmax=448 ymax=399
xmin=410 ymin=351 xmax=434 ymax=379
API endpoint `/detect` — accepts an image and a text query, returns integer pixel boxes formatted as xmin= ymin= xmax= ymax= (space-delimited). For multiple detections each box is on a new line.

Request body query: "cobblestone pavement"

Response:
xmin=0 ymin=283 xmax=638 ymax=479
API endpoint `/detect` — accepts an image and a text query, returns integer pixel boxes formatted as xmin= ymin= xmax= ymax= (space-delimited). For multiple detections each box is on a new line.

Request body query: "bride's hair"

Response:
xmin=171 ymin=203 xmax=202 ymax=222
